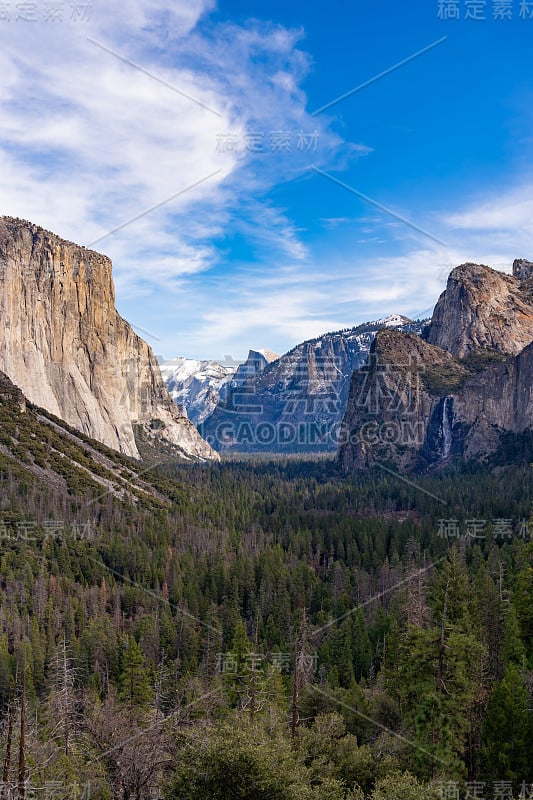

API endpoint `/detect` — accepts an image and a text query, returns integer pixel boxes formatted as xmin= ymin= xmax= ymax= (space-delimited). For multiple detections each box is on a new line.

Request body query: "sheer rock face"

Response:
xmin=339 ymin=261 xmax=533 ymax=472
xmin=453 ymin=342 xmax=533 ymax=459
xmin=426 ymin=263 xmax=533 ymax=358
xmin=338 ymin=330 xmax=469 ymax=472
xmin=231 ymin=349 xmax=279 ymax=384
xmin=0 ymin=217 xmax=218 ymax=461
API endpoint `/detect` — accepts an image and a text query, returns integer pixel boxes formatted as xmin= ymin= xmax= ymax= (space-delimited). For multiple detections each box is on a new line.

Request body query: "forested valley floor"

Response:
xmin=0 ymin=423 xmax=532 ymax=799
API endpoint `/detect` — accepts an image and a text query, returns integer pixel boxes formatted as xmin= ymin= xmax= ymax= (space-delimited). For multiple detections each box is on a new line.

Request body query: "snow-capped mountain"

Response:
xmin=199 ymin=316 xmax=428 ymax=453
xmin=374 ymin=314 xmax=413 ymax=327
xmin=159 ymin=348 xmax=279 ymax=426
xmin=159 ymin=357 xmax=238 ymax=425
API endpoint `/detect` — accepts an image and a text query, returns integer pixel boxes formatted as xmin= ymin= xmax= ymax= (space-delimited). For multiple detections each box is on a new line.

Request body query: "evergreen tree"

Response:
xmin=481 ymin=663 xmax=533 ymax=781
xmin=398 ymin=554 xmax=485 ymax=780
xmin=119 ymin=637 xmax=154 ymax=711
xmin=513 ymin=565 xmax=533 ymax=662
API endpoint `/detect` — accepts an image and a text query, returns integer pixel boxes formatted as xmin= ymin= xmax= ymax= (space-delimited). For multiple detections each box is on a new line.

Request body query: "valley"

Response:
xmin=0 ymin=219 xmax=531 ymax=798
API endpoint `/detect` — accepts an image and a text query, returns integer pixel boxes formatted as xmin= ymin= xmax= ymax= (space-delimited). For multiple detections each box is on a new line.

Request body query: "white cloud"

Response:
xmin=438 ymin=181 xmax=533 ymax=273
xmin=151 ymin=174 xmax=533 ymax=359
xmin=445 ymin=185 xmax=533 ymax=232
xmin=0 ymin=0 xmax=345 ymax=293
xmin=4 ymin=1 xmax=529 ymax=362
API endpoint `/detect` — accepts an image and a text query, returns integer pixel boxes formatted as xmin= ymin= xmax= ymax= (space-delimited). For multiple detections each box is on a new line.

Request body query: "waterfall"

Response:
xmin=441 ymin=396 xmax=452 ymax=459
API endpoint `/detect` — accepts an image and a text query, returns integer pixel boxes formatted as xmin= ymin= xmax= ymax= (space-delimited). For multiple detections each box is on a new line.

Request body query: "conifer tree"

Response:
xmin=481 ymin=663 xmax=533 ymax=781
xmin=119 ymin=637 xmax=153 ymax=711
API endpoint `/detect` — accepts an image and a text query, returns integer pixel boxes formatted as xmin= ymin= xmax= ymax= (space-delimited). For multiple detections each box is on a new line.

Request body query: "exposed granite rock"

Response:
xmin=0 ymin=216 xmax=218 ymax=461
xmin=452 ymin=341 xmax=533 ymax=460
xmin=340 ymin=261 xmax=533 ymax=472
xmin=201 ymin=317 xmax=426 ymax=453
xmin=426 ymin=263 xmax=533 ymax=358
xmin=231 ymin=349 xmax=279 ymax=384
xmin=338 ymin=329 xmax=469 ymax=471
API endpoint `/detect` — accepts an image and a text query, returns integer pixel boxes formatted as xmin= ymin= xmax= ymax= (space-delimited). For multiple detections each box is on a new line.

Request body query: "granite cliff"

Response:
xmin=426 ymin=262 xmax=533 ymax=358
xmin=339 ymin=261 xmax=533 ymax=471
xmin=338 ymin=329 xmax=470 ymax=471
xmin=0 ymin=217 xmax=218 ymax=462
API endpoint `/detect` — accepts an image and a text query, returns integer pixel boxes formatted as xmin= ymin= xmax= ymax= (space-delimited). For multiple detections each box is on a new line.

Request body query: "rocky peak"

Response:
xmin=426 ymin=262 xmax=533 ymax=358
xmin=0 ymin=216 xmax=218 ymax=462
xmin=340 ymin=259 xmax=533 ymax=473
xmin=232 ymin=349 xmax=279 ymax=383
xmin=338 ymin=329 xmax=469 ymax=471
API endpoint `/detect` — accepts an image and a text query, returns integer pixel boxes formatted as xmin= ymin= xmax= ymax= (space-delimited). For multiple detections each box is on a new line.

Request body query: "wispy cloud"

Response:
xmin=1 ymin=2 xmax=530 ymax=362
xmin=445 ymin=183 xmax=533 ymax=234
xmin=156 ymin=172 xmax=533 ymax=359
xmin=0 ymin=1 xmax=346 ymax=293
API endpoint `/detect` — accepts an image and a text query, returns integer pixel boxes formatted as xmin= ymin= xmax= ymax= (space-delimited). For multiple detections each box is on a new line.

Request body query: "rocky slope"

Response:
xmin=0 ymin=217 xmax=217 ymax=462
xmin=0 ymin=367 xmax=184 ymax=506
xmin=200 ymin=316 xmax=426 ymax=453
xmin=339 ymin=260 xmax=533 ymax=472
xmin=338 ymin=329 xmax=470 ymax=471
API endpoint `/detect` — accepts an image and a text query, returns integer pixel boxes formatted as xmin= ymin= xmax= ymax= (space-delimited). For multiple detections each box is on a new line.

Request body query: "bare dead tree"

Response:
xmin=17 ymin=672 xmax=25 ymax=800
xmin=291 ymin=610 xmax=314 ymax=738
xmin=48 ymin=637 xmax=78 ymax=757
xmin=1 ymin=683 xmax=16 ymax=800
xmin=2 ymin=692 xmax=15 ymax=787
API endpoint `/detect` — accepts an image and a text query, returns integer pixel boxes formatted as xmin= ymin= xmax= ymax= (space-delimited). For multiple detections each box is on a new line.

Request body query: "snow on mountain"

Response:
xmin=201 ymin=316 xmax=429 ymax=453
xmin=159 ymin=349 xmax=279 ymax=426
xmin=159 ymin=357 xmax=238 ymax=426
xmin=375 ymin=314 xmax=413 ymax=327
xmin=161 ymin=318 xmax=428 ymax=449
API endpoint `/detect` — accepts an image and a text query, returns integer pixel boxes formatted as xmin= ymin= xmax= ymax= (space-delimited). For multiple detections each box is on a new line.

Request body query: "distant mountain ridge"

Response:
xmin=160 ymin=357 xmax=238 ymax=426
xmin=197 ymin=315 xmax=427 ymax=453
xmin=159 ymin=348 xmax=279 ymax=426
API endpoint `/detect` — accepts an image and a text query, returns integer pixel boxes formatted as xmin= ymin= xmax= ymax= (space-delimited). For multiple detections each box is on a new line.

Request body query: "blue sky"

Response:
xmin=1 ymin=0 xmax=532 ymax=359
